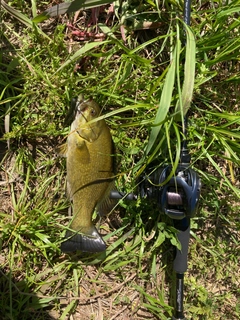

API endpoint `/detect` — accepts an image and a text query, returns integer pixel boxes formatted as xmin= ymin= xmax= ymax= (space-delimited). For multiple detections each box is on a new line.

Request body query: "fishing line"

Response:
xmin=167 ymin=192 xmax=183 ymax=205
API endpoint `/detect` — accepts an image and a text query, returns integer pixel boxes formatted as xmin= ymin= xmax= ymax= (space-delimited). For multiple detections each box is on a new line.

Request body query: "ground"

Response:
xmin=0 ymin=1 xmax=240 ymax=319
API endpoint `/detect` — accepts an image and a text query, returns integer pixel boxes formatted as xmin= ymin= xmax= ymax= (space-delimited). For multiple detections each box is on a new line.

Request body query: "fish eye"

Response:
xmin=90 ymin=108 xmax=96 ymax=116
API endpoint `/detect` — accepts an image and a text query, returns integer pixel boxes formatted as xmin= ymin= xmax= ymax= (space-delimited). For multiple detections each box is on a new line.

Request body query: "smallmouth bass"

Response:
xmin=60 ymin=96 xmax=114 ymax=253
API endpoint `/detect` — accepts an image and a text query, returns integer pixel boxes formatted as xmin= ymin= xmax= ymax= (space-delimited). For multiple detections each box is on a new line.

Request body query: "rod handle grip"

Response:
xmin=173 ymin=222 xmax=190 ymax=274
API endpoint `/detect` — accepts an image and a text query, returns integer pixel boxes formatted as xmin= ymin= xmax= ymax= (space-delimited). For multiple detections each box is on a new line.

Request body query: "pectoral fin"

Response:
xmin=57 ymin=143 xmax=68 ymax=157
xmin=97 ymin=182 xmax=117 ymax=216
xmin=75 ymin=136 xmax=86 ymax=148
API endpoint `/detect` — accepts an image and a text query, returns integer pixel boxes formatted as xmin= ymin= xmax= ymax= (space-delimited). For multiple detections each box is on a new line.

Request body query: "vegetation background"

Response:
xmin=0 ymin=0 xmax=239 ymax=319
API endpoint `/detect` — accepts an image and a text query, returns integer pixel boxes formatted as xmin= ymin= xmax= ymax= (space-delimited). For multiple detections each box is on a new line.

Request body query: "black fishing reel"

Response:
xmin=140 ymin=164 xmax=201 ymax=220
xmin=111 ymin=163 xmax=201 ymax=220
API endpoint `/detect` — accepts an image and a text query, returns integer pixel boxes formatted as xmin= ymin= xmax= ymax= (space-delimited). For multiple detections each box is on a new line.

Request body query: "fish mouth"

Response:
xmin=74 ymin=98 xmax=100 ymax=141
xmin=74 ymin=96 xmax=85 ymax=115
xmin=75 ymin=104 xmax=90 ymax=129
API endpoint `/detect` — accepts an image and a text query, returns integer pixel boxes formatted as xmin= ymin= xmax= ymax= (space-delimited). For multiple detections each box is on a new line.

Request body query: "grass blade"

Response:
xmin=55 ymin=40 xmax=110 ymax=73
xmin=1 ymin=0 xmax=33 ymax=28
xmin=180 ymin=23 xmax=196 ymax=116
xmin=33 ymin=0 xmax=114 ymax=23
xmin=145 ymin=45 xmax=177 ymax=155
xmin=1 ymin=0 xmax=49 ymax=38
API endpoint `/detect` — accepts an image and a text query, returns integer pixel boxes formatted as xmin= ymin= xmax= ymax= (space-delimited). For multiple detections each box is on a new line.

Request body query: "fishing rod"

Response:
xmin=111 ymin=0 xmax=201 ymax=319
xmin=169 ymin=1 xmax=199 ymax=319
xmin=111 ymin=151 xmax=200 ymax=319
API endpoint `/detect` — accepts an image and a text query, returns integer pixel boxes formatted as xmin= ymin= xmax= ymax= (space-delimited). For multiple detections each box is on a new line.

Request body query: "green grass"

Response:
xmin=0 ymin=1 xmax=239 ymax=319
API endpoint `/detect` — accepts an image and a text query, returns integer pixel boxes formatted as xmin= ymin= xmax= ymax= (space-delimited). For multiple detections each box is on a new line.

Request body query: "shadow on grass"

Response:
xmin=0 ymin=267 xmax=56 ymax=320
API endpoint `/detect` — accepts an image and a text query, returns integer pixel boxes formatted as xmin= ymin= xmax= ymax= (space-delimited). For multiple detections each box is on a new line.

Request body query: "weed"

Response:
xmin=0 ymin=1 xmax=239 ymax=319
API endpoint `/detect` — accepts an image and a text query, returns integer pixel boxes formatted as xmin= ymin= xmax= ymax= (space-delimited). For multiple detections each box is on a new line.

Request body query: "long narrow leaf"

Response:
xmin=205 ymin=150 xmax=240 ymax=197
xmin=1 ymin=0 xmax=34 ymax=27
xmin=145 ymin=45 xmax=177 ymax=155
xmin=98 ymin=23 xmax=152 ymax=65
xmin=1 ymin=0 xmax=49 ymax=38
xmin=207 ymin=126 xmax=240 ymax=140
xmin=181 ymin=24 xmax=196 ymax=116
xmin=33 ymin=0 xmax=113 ymax=23
xmin=216 ymin=6 xmax=240 ymax=19
xmin=55 ymin=40 xmax=109 ymax=73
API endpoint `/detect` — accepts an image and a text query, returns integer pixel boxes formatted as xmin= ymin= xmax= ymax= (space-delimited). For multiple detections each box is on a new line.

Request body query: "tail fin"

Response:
xmin=61 ymin=227 xmax=106 ymax=253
